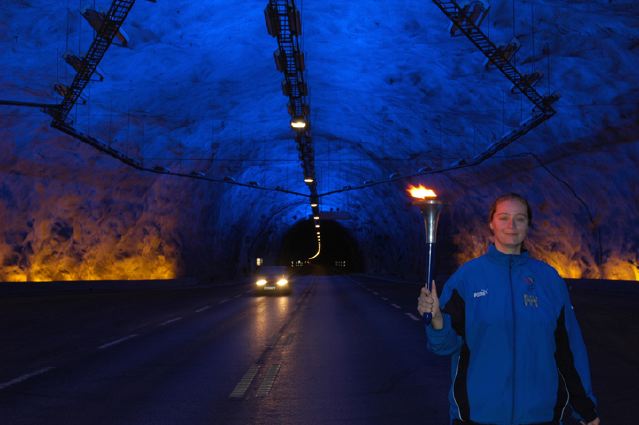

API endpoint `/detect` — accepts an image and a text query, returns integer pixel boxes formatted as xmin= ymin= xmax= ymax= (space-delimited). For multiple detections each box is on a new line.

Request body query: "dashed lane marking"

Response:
xmin=219 ymin=298 xmax=229 ymax=304
xmin=159 ymin=317 xmax=182 ymax=327
xmin=195 ymin=305 xmax=210 ymax=313
xmin=229 ymin=364 xmax=260 ymax=399
xmin=98 ymin=334 xmax=139 ymax=350
xmin=391 ymin=303 xmax=401 ymax=309
xmin=405 ymin=313 xmax=420 ymax=321
xmin=0 ymin=367 xmax=55 ymax=391
xmin=256 ymin=364 xmax=281 ymax=397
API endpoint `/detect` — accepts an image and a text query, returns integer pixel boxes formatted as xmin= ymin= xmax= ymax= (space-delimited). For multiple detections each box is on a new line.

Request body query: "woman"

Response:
xmin=417 ymin=193 xmax=600 ymax=425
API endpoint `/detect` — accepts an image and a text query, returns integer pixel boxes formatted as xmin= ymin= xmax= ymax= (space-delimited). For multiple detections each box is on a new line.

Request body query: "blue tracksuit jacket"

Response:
xmin=426 ymin=245 xmax=598 ymax=425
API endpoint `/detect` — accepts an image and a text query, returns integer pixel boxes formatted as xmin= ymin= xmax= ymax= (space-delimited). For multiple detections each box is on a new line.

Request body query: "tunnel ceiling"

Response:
xmin=1 ymin=0 xmax=638 ymax=282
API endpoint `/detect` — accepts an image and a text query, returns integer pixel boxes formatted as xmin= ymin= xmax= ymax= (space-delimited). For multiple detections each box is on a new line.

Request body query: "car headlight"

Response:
xmin=276 ymin=278 xmax=288 ymax=286
xmin=256 ymin=279 xmax=267 ymax=286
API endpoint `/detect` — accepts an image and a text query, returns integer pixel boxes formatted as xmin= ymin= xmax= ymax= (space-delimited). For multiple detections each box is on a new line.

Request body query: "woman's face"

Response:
xmin=489 ymin=198 xmax=529 ymax=254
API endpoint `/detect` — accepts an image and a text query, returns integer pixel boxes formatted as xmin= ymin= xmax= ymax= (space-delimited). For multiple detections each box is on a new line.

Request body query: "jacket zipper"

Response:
xmin=509 ymin=256 xmax=516 ymax=424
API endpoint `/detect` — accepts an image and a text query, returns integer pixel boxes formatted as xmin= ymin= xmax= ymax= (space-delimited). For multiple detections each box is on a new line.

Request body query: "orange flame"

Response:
xmin=407 ymin=184 xmax=437 ymax=199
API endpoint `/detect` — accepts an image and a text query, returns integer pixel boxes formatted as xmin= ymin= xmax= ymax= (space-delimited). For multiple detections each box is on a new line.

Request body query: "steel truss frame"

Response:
xmin=266 ymin=0 xmax=319 ymax=210
xmin=48 ymin=0 xmax=136 ymax=122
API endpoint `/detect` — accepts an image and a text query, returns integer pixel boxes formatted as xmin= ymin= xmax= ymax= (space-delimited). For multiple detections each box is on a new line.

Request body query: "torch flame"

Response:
xmin=407 ymin=184 xmax=437 ymax=199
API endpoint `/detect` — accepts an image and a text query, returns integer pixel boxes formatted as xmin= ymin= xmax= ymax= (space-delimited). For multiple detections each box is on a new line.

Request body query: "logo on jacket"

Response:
xmin=473 ymin=289 xmax=488 ymax=298
xmin=523 ymin=293 xmax=539 ymax=308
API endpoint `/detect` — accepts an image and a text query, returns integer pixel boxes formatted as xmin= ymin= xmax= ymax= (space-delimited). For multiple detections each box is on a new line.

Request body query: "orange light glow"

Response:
xmin=1 ymin=254 xmax=177 ymax=282
xmin=0 ymin=221 xmax=178 ymax=282
xmin=452 ymin=227 xmax=638 ymax=281
xmin=407 ymin=184 xmax=437 ymax=199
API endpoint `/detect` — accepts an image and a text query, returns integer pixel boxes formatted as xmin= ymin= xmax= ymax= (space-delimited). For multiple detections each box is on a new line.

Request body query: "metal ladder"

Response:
xmin=51 ymin=0 xmax=136 ymax=123
xmin=431 ymin=0 xmax=556 ymax=116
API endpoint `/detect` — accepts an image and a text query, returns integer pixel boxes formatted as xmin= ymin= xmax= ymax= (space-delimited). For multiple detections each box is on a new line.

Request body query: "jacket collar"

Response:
xmin=486 ymin=244 xmax=529 ymax=265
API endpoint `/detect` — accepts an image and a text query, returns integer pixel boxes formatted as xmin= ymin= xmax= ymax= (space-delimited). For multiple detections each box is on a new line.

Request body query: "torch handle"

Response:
xmin=423 ymin=243 xmax=436 ymax=325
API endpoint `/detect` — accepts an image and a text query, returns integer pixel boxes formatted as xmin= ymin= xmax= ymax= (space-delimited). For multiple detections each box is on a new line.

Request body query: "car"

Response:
xmin=253 ymin=265 xmax=292 ymax=295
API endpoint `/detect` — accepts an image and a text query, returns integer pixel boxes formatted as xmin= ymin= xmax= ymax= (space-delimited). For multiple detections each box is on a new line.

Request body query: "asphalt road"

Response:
xmin=0 ymin=275 xmax=636 ymax=424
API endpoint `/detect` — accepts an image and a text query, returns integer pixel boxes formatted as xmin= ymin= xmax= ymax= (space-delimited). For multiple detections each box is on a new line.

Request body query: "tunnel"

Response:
xmin=277 ymin=218 xmax=363 ymax=273
xmin=0 ymin=1 xmax=637 ymax=424
xmin=0 ymin=1 xmax=637 ymax=283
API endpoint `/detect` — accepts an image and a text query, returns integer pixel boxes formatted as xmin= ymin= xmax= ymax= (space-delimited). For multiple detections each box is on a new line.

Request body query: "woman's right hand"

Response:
xmin=417 ymin=281 xmax=444 ymax=329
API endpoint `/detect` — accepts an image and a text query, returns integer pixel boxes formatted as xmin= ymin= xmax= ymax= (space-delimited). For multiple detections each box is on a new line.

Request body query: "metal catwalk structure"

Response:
xmin=48 ymin=0 xmax=136 ymax=123
xmin=431 ymin=0 xmax=556 ymax=116
xmin=265 ymin=0 xmax=321 ymax=234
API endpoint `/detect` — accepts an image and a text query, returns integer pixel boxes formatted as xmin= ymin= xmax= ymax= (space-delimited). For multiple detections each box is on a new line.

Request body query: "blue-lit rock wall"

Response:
xmin=1 ymin=0 xmax=637 ymax=281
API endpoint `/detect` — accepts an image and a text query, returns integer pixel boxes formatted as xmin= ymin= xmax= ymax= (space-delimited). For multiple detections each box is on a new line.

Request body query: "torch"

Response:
xmin=408 ymin=185 xmax=444 ymax=325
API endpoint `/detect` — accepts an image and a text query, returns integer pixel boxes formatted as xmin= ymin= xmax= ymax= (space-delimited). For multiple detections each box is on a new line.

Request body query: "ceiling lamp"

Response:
xmin=291 ymin=115 xmax=307 ymax=130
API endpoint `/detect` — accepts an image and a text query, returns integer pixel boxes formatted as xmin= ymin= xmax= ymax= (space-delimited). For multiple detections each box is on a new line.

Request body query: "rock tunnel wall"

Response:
xmin=1 ymin=115 xmax=637 ymax=283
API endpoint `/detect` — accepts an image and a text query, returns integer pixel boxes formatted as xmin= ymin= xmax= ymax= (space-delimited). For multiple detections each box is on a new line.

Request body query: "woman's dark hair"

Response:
xmin=488 ymin=193 xmax=533 ymax=227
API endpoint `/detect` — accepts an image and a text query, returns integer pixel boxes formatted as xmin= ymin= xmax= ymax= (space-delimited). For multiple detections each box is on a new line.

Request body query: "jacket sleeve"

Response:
xmin=554 ymin=275 xmax=598 ymax=422
xmin=426 ymin=269 xmax=465 ymax=356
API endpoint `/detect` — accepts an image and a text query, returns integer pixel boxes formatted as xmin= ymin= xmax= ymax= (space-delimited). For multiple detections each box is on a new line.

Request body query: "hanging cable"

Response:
xmin=517 ymin=152 xmax=602 ymax=266
xmin=531 ymin=3 xmax=535 ymax=73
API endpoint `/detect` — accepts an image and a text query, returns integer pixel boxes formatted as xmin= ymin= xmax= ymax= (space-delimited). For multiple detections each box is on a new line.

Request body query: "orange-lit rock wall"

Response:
xmin=447 ymin=147 xmax=639 ymax=281
xmin=0 ymin=115 xmax=253 ymax=284
xmin=0 ymin=169 xmax=182 ymax=282
xmin=452 ymin=225 xmax=638 ymax=281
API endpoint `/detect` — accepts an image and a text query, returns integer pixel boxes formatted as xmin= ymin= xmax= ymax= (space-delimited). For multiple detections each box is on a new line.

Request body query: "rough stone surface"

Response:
xmin=1 ymin=0 xmax=637 ymax=281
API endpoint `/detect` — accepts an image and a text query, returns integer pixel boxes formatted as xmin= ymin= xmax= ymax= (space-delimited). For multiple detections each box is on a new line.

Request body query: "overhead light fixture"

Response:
xmin=304 ymin=177 xmax=314 ymax=183
xmin=291 ymin=116 xmax=307 ymax=130
xmin=311 ymin=202 xmax=318 ymax=207
xmin=313 ymin=216 xmax=319 ymax=220
xmin=288 ymin=6 xmax=302 ymax=36
xmin=273 ymin=48 xmax=286 ymax=72
xmin=449 ymin=0 xmax=490 ymax=37
xmin=315 ymin=224 xmax=320 ymax=228
xmin=264 ymin=4 xmax=280 ymax=37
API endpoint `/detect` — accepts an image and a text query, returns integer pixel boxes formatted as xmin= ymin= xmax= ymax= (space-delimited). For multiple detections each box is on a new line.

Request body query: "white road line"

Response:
xmin=405 ymin=312 xmax=420 ymax=321
xmin=256 ymin=364 xmax=281 ymax=397
xmin=159 ymin=317 xmax=182 ymax=326
xmin=98 ymin=334 xmax=139 ymax=350
xmin=391 ymin=303 xmax=401 ymax=309
xmin=381 ymin=297 xmax=389 ymax=301
xmin=0 ymin=367 xmax=55 ymax=391
xmin=229 ymin=364 xmax=260 ymax=399
xmin=218 ymin=298 xmax=229 ymax=304
xmin=195 ymin=305 xmax=210 ymax=313
xmin=372 ymin=291 xmax=379 ymax=295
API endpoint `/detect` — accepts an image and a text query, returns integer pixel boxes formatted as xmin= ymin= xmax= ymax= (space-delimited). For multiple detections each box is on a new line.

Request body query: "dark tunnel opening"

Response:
xmin=278 ymin=219 xmax=363 ymax=274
